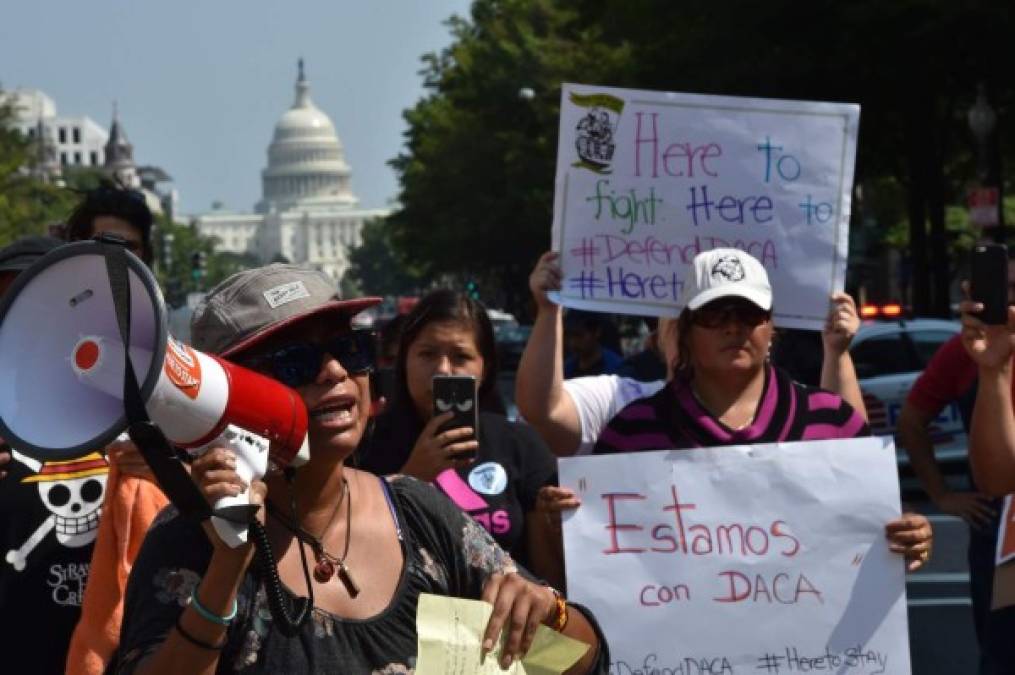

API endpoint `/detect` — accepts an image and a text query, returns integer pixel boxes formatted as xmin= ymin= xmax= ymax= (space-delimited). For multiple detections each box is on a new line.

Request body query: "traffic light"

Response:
xmin=191 ymin=251 xmax=207 ymax=289
xmin=465 ymin=280 xmax=479 ymax=300
xmin=190 ymin=251 xmax=205 ymax=277
xmin=165 ymin=278 xmax=184 ymax=308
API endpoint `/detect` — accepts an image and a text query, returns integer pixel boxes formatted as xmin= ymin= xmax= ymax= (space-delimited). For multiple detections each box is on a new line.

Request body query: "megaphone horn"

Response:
xmin=0 ymin=241 xmax=310 ymax=546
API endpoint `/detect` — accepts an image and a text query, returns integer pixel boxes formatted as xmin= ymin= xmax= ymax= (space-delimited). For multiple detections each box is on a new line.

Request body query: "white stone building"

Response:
xmin=194 ymin=61 xmax=388 ymax=280
xmin=4 ymin=88 xmax=174 ymax=216
xmin=5 ymin=89 xmax=109 ymax=171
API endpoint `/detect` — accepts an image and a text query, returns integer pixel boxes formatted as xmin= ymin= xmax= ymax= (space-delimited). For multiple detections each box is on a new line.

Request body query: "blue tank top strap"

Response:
xmin=378 ymin=476 xmax=404 ymax=542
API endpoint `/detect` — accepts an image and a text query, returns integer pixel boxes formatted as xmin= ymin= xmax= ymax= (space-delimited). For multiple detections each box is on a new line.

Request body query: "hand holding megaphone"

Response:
xmin=190 ymin=425 xmax=272 ymax=548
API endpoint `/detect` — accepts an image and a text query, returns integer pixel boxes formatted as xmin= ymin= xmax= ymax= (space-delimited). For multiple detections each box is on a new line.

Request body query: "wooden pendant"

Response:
xmin=338 ymin=562 xmax=360 ymax=598
xmin=313 ymin=556 xmax=335 ymax=583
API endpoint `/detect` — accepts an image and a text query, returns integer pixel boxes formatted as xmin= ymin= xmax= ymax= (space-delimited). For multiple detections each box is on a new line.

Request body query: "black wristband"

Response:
xmin=175 ymin=615 xmax=227 ymax=651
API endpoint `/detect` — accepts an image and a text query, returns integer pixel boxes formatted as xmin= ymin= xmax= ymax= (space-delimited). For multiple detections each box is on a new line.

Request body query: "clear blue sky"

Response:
xmin=1 ymin=1 xmax=473 ymax=215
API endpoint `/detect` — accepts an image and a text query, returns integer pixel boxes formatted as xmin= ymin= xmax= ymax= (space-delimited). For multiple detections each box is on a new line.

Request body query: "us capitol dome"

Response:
xmin=194 ymin=60 xmax=388 ymax=280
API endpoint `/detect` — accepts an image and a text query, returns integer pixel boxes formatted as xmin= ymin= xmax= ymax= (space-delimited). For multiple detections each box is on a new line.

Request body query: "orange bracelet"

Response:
xmin=547 ymin=587 xmax=569 ymax=632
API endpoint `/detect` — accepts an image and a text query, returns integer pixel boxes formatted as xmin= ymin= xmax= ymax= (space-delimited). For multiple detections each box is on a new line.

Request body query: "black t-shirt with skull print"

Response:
xmin=0 ymin=448 xmax=109 ymax=674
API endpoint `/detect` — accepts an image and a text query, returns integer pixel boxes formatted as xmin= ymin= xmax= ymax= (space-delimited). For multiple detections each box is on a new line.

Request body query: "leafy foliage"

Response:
xmin=389 ymin=0 xmax=631 ymax=315
xmin=0 ymin=92 xmax=78 ymax=244
xmin=344 ymin=217 xmax=423 ymax=296
xmin=153 ymin=217 xmax=251 ymax=305
xmin=391 ymin=0 xmax=1015 ymax=316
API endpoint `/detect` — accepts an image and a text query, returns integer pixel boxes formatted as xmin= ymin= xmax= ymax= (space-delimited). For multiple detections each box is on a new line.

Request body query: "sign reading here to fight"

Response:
xmin=551 ymin=83 xmax=860 ymax=329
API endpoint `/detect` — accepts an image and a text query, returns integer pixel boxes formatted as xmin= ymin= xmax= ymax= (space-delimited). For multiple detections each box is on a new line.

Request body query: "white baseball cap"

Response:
xmin=680 ymin=248 xmax=772 ymax=311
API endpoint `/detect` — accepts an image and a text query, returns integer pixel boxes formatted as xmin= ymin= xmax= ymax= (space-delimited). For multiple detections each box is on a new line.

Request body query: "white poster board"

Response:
xmin=559 ymin=437 xmax=910 ymax=674
xmin=552 ymin=83 xmax=860 ymax=329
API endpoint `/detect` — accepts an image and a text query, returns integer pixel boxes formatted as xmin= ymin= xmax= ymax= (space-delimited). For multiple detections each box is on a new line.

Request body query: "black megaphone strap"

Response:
xmin=101 ymin=241 xmax=211 ymax=522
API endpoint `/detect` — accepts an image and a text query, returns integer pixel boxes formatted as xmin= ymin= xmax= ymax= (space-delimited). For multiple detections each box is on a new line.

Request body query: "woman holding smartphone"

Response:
xmin=358 ymin=289 xmax=565 ymax=587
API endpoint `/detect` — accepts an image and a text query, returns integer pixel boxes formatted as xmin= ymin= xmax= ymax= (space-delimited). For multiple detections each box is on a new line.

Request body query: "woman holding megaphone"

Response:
xmin=114 ymin=264 xmax=607 ymax=674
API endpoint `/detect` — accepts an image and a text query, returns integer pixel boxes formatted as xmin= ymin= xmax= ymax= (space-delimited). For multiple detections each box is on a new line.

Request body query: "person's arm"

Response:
xmin=481 ymin=572 xmax=602 ymax=674
xmin=961 ymin=301 xmax=1015 ymax=495
xmin=526 ymin=485 xmax=582 ymax=593
xmin=819 ymin=292 xmax=866 ymax=419
xmin=127 ymin=447 xmax=259 ymax=675
xmin=515 ymin=252 xmax=583 ymax=457
xmin=134 ymin=547 xmax=253 ymax=675
xmin=525 ymin=510 xmax=565 ymax=591
xmin=971 ymin=363 xmax=1015 ymax=495
xmin=898 ymin=400 xmax=994 ymax=525
xmin=399 ymin=475 xmax=606 ymax=673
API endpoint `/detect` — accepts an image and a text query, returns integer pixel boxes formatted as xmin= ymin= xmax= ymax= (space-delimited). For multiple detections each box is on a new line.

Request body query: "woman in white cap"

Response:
xmin=113 ymin=264 xmax=607 ymax=674
xmin=592 ymin=248 xmax=933 ymax=571
xmin=517 ymin=250 xmax=866 ymax=459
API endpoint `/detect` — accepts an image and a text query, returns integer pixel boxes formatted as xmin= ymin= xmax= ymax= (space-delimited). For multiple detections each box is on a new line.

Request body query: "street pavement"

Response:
xmin=907 ymin=510 xmax=979 ymax=673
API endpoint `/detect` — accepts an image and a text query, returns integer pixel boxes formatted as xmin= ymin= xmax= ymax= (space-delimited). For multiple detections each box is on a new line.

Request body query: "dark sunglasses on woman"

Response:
xmin=240 ymin=330 xmax=376 ymax=387
xmin=692 ymin=300 xmax=771 ymax=329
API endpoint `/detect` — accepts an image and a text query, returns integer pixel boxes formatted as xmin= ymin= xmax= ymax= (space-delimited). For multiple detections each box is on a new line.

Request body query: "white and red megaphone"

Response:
xmin=0 ymin=241 xmax=309 ymax=546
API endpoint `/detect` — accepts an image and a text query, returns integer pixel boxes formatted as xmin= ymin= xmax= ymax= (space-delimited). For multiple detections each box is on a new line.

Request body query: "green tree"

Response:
xmin=154 ymin=218 xmax=252 ymax=304
xmin=0 ymin=90 xmax=78 ymax=244
xmin=391 ymin=0 xmax=1015 ymax=317
xmin=345 ymin=217 xmax=423 ymax=296
xmin=389 ymin=0 xmax=631 ymax=316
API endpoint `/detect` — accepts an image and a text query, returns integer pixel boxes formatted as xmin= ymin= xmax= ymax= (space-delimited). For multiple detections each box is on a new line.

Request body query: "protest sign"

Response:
xmin=559 ymin=437 xmax=910 ymax=674
xmin=552 ymin=84 xmax=860 ymax=329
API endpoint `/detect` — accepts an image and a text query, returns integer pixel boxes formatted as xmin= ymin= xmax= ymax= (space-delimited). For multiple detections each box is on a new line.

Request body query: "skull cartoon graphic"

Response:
xmin=5 ymin=451 xmax=108 ymax=571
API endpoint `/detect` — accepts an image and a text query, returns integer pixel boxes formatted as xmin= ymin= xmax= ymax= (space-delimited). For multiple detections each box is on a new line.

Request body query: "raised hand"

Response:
xmin=106 ymin=436 xmax=156 ymax=480
xmin=959 ymin=296 xmax=1015 ymax=370
xmin=822 ymin=292 xmax=859 ymax=356
xmin=529 ymin=251 xmax=563 ymax=311
xmin=190 ymin=445 xmax=264 ymax=555
xmin=400 ymin=411 xmax=477 ymax=482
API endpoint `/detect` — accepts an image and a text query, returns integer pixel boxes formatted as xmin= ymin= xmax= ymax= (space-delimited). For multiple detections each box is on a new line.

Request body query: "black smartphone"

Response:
xmin=971 ymin=243 xmax=1009 ymax=325
xmin=432 ymin=374 xmax=478 ymax=458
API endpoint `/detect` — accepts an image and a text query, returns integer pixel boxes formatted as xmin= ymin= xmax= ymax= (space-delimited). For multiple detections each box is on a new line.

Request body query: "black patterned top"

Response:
xmin=113 ymin=475 xmax=607 ymax=674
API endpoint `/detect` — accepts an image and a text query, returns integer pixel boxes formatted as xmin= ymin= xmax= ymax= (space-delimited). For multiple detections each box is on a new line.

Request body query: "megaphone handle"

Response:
xmin=211 ymin=515 xmax=249 ymax=549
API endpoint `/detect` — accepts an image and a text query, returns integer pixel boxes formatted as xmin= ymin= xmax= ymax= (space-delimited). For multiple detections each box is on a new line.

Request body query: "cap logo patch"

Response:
xmin=711 ymin=256 xmax=745 ymax=283
xmin=263 ymin=281 xmax=311 ymax=308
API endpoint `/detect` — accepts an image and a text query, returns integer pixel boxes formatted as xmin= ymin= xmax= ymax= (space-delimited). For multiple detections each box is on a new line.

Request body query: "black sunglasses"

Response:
xmin=692 ymin=300 xmax=771 ymax=329
xmin=241 ymin=330 xmax=375 ymax=387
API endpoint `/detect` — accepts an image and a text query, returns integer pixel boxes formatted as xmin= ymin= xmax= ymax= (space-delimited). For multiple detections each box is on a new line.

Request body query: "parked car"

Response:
xmin=849 ymin=318 xmax=965 ymax=464
xmin=495 ymin=324 xmax=532 ymax=373
xmin=772 ymin=318 xmax=966 ymax=487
